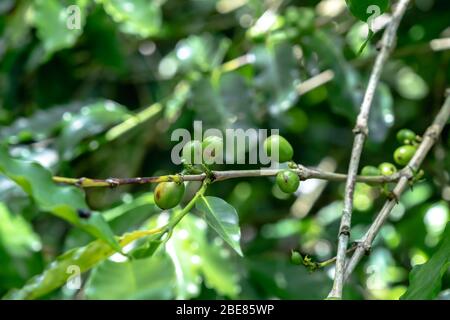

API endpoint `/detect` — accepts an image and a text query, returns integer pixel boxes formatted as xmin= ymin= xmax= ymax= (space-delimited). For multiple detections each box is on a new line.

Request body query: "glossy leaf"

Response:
xmin=4 ymin=228 xmax=162 ymax=299
xmin=97 ymin=0 xmax=162 ymax=38
xmin=0 ymin=146 xmax=120 ymax=252
xmin=195 ymin=196 xmax=243 ymax=256
xmin=252 ymin=42 xmax=301 ymax=115
xmin=57 ymin=100 xmax=131 ymax=160
xmin=85 ymin=254 xmax=175 ymax=299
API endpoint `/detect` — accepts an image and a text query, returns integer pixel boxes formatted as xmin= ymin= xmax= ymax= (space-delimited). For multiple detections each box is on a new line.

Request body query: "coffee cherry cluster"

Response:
xmin=360 ymin=128 xmax=420 ymax=185
xmin=393 ymin=129 xmax=418 ymax=166
xmin=154 ymin=136 xmax=224 ymax=210
xmin=264 ymin=135 xmax=299 ymax=195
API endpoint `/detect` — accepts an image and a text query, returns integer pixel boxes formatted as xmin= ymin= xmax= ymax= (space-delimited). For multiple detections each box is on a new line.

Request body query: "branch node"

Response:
xmin=105 ymin=178 xmax=120 ymax=188
xmin=352 ymin=124 xmax=368 ymax=137
xmin=75 ymin=178 xmax=86 ymax=187
xmin=424 ymin=124 xmax=440 ymax=142
xmin=339 ymin=225 xmax=351 ymax=237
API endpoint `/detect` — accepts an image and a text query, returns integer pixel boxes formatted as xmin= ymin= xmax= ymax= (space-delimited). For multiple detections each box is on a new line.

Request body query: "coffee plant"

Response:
xmin=0 ymin=0 xmax=449 ymax=301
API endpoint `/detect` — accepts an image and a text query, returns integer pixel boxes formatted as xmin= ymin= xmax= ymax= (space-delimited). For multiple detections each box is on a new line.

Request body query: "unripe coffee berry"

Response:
xmin=361 ymin=165 xmax=381 ymax=186
xmin=378 ymin=162 xmax=397 ymax=176
xmin=154 ymin=182 xmax=185 ymax=210
xmin=276 ymin=169 xmax=300 ymax=193
xmin=394 ymin=145 xmax=416 ymax=166
xmin=202 ymin=136 xmax=223 ymax=165
xmin=396 ymin=129 xmax=416 ymax=145
xmin=264 ymin=135 xmax=294 ymax=163
xmin=182 ymin=140 xmax=203 ymax=164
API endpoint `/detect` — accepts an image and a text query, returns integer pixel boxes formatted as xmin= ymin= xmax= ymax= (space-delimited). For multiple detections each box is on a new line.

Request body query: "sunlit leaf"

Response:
xmin=4 ymin=228 xmax=162 ymax=299
xmin=57 ymin=100 xmax=131 ymax=160
xmin=0 ymin=146 xmax=120 ymax=252
xmin=85 ymin=254 xmax=175 ymax=299
xmin=97 ymin=0 xmax=162 ymax=38
xmin=195 ymin=196 xmax=243 ymax=256
xmin=32 ymin=0 xmax=87 ymax=58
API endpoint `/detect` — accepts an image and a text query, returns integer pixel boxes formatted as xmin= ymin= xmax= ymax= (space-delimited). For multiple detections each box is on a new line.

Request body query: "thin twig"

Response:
xmin=53 ymin=164 xmax=407 ymax=188
xmin=329 ymin=0 xmax=412 ymax=299
xmin=343 ymin=93 xmax=450 ymax=281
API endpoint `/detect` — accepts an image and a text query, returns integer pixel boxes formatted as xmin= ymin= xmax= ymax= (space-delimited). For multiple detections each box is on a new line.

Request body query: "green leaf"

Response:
xmin=303 ymin=31 xmax=362 ymax=120
xmin=0 ymin=146 xmax=120 ymax=252
xmin=368 ymin=82 xmax=394 ymax=142
xmin=57 ymin=100 xmax=131 ymax=160
xmin=190 ymin=73 xmax=254 ymax=129
xmin=166 ymin=215 xmax=240 ymax=298
xmin=97 ymin=0 xmax=162 ymax=38
xmin=32 ymin=0 xmax=87 ymax=58
xmin=4 ymin=228 xmax=162 ymax=299
xmin=85 ymin=254 xmax=175 ymax=299
xmin=0 ymin=202 xmax=43 ymax=289
xmin=252 ymin=41 xmax=301 ymax=115
xmin=0 ymin=202 xmax=41 ymax=257
xmin=195 ymin=196 xmax=243 ymax=256
xmin=401 ymin=222 xmax=450 ymax=300
xmin=346 ymin=0 xmax=389 ymax=23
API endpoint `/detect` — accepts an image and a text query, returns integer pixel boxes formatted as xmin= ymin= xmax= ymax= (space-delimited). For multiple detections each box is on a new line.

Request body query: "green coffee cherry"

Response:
xmin=396 ymin=129 xmax=416 ymax=145
xmin=361 ymin=165 xmax=381 ymax=186
xmin=276 ymin=170 xmax=300 ymax=193
xmin=394 ymin=145 xmax=417 ymax=166
xmin=202 ymin=136 xmax=223 ymax=165
xmin=378 ymin=162 xmax=397 ymax=176
xmin=154 ymin=182 xmax=185 ymax=210
xmin=182 ymin=140 xmax=203 ymax=164
xmin=346 ymin=0 xmax=389 ymax=22
xmin=264 ymin=135 xmax=294 ymax=163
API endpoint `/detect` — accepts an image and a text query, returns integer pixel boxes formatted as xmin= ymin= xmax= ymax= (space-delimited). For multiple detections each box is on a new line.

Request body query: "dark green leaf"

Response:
xmin=401 ymin=222 xmax=450 ymax=300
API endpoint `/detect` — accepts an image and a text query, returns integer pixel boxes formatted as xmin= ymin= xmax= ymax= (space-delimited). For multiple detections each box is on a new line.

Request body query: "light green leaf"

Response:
xmin=32 ymin=0 xmax=87 ymax=57
xmin=401 ymin=222 xmax=450 ymax=300
xmin=0 ymin=203 xmax=41 ymax=257
xmin=97 ymin=0 xmax=162 ymax=38
xmin=0 ymin=146 xmax=120 ymax=252
xmin=4 ymin=228 xmax=162 ymax=299
xmin=167 ymin=215 xmax=240 ymax=298
xmin=195 ymin=196 xmax=243 ymax=256
xmin=85 ymin=254 xmax=175 ymax=299
xmin=57 ymin=100 xmax=131 ymax=160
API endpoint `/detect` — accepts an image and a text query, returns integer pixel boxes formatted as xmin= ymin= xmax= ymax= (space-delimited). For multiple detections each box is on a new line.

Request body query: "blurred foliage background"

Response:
xmin=0 ymin=0 xmax=449 ymax=300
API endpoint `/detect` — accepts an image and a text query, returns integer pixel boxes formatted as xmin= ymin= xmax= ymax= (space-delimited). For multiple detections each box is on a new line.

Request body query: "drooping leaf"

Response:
xmin=401 ymin=222 xmax=450 ymax=300
xmin=252 ymin=41 xmax=301 ymax=115
xmin=302 ymin=31 xmax=362 ymax=120
xmin=4 ymin=228 xmax=162 ymax=300
xmin=0 ymin=146 xmax=120 ymax=252
xmin=189 ymin=72 xmax=255 ymax=129
xmin=195 ymin=196 xmax=243 ymax=256
xmin=84 ymin=254 xmax=175 ymax=300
